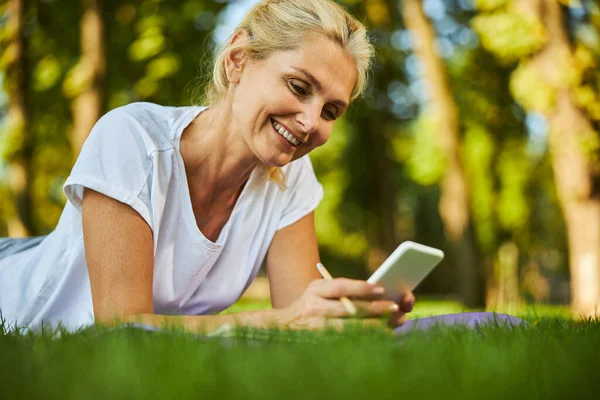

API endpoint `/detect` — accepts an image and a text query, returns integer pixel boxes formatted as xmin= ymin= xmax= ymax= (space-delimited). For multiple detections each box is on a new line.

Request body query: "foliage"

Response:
xmin=311 ymin=117 xmax=369 ymax=261
xmin=402 ymin=113 xmax=447 ymax=186
xmin=472 ymin=10 xmax=546 ymax=64
xmin=0 ymin=0 xmax=227 ymax=234
xmin=510 ymin=62 xmax=556 ymax=113
xmin=473 ymin=0 xmax=508 ymax=12
xmin=474 ymin=0 xmax=600 ymax=125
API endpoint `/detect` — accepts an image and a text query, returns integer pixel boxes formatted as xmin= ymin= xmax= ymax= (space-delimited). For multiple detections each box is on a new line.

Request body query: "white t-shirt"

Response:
xmin=0 ymin=102 xmax=323 ymax=331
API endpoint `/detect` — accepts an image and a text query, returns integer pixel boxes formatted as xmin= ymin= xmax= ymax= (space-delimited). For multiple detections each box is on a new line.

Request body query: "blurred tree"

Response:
xmin=1 ymin=0 xmax=96 ymax=234
xmin=394 ymin=0 xmax=560 ymax=309
xmin=0 ymin=0 xmax=34 ymax=236
xmin=450 ymin=46 xmax=533 ymax=311
xmin=103 ymin=0 xmax=225 ymax=108
xmin=474 ymin=0 xmax=600 ymax=317
xmin=28 ymin=0 xmax=85 ymax=234
xmin=0 ymin=0 xmax=227 ymax=235
xmin=329 ymin=0 xmax=409 ymax=274
xmin=402 ymin=0 xmax=483 ymax=307
xmin=65 ymin=0 xmax=105 ymax=158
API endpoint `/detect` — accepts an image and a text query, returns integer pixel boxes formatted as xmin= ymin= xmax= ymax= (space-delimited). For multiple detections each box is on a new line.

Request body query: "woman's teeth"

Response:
xmin=271 ymin=119 xmax=299 ymax=146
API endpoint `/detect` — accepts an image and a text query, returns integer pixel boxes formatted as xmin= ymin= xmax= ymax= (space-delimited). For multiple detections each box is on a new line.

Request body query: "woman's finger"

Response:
xmin=310 ymin=278 xmax=385 ymax=299
xmin=388 ymin=310 xmax=408 ymax=328
xmin=399 ymin=292 xmax=415 ymax=313
xmin=314 ymin=298 xmax=397 ymax=318
xmin=352 ymin=300 xmax=400 ymax=317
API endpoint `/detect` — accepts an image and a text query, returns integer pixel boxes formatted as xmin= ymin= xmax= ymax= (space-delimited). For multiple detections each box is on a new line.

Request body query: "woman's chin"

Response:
xmin=265 ymin=155 xmax=293 ymax=168
xmin=256 ymin=148 xmax=295 ymax=168
xmin=252 ymin=138 xmax=298 ymax=168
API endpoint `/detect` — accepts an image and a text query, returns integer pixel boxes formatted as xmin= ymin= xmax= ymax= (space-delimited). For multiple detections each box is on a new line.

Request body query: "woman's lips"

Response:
xmin=271 ymin=121 xmax=297 ymax=151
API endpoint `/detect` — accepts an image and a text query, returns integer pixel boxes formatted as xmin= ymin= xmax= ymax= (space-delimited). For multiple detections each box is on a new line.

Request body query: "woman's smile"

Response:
xmin=270 ymin=118 xmax=300 ymax=151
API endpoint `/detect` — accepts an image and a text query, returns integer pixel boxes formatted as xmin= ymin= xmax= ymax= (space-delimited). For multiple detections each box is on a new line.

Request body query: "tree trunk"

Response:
xmin=4 ymin=0 xmax=33 ymax=237
xmin=521 ymin=0 xmax=600 ymax=318
xmin=402 ymin=0 xmax=484 ymax=307
xmin=486 ymin=241 xmax=521 ymax=314
xmin=71 ymin=0 xmax=105 ymax=159
xmin=365 ymin=119 xmax=399 ymax=272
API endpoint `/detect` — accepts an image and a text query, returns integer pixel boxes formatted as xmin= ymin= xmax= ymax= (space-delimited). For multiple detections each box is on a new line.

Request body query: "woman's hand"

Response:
xmin=275 ymin=278 xmax=413 ymax=331
xmin=387 ymin=292 xmax=415 ymax=327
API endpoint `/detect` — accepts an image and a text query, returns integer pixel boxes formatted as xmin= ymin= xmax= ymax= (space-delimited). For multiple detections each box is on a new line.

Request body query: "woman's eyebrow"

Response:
xmin=292 ymin=67 xmax=322 ymax=90
xmin=291 ymin=66 xmax=349 ymax=109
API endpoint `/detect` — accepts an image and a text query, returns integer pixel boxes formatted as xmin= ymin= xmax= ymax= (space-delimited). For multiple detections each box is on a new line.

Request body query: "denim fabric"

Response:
xmin=0 ymin=236 xmax=45 ymax=260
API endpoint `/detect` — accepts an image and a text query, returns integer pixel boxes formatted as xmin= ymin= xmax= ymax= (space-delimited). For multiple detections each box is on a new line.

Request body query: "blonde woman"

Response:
xmin=0 ymin=0 xmax=415 ymax=333
xmin=0 ymin=0 xmax=523 ymax=333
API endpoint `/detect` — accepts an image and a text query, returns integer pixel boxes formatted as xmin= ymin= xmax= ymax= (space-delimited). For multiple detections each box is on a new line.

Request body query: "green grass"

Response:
xmin=1 ymin=303 xmax=597 ymax=399
xmin=226 ymin=296 xmax=573 ymax=320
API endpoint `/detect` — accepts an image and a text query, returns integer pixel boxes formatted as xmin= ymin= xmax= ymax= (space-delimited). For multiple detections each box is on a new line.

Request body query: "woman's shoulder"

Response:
xmin=92 ymin=102 xmax=201 ymax=154
xmin=107 ymin=101 xmax=194 ymax=122
xmin=64 ymin=102 xmax=200 ymax=223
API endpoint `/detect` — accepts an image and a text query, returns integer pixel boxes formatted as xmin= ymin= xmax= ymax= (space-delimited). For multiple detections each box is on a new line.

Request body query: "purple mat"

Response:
xmin=394 ymin=312 xmax=528 ymax=335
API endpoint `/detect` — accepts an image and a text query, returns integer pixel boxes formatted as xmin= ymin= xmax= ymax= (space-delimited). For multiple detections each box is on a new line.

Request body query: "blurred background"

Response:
xmin=0 ymin=0 xmax=599 ymax=318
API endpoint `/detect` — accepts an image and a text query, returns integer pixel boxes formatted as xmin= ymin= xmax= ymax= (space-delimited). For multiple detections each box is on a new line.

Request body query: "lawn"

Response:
xmin=1 ymin=300 xmax=598 ymax=399
xmin=225 ymin=296 xmax=574 ymax=320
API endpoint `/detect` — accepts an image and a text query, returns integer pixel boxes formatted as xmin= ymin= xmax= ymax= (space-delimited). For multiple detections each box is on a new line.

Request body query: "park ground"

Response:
xmin=1 ymin=295 xmax=599 ymax=400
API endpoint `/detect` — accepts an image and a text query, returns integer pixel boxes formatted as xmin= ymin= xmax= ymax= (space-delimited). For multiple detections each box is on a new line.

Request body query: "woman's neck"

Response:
xmin=180 ymin=101 xmax=260 ymax=206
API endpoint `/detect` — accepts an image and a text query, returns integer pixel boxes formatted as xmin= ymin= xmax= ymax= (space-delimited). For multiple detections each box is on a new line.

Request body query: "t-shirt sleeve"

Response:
xmin=63 ymin=107 xmax=154 ymax=228
xmin=276 ymin=155 xmax=324 ymax=230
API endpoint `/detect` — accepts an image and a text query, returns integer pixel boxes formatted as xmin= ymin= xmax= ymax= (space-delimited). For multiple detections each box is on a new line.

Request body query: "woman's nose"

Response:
xmin=296 ymin=108 xmax=319 ymax=139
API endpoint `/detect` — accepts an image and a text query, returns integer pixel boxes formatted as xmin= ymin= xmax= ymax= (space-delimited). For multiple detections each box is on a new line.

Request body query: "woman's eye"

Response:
xmin=288 ymin=80 xmax=307 ymax=96
xmin=323 ymin=109 xmax=337 ymax=121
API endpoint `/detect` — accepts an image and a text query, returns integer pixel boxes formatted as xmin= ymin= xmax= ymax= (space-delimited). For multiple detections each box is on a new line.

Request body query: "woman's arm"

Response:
xmin=264 ymin=212 xmax=416 ymax=327
xmin=82 ymin=188 xmax=285 ymax=331
xmin=82 ymin=188 xmax=155 ymax=321
xmin=264 ymin=212 xmax=322 ymax=308
xmin=82 ymin=189 xmax=400 ymax=332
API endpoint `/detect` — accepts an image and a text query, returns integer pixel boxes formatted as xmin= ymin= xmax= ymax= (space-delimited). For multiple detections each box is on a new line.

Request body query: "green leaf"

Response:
xmin=473 ymin=0 xmax=509 ymax=12
xmin=405 ymin=115 xmax=446 ymax=186
xmin=146 ymin=54 xmax=181 ymax=79
xmin=472 ymin=11 xmax=546 ymax=63
xmin=510 ymin=62 xmax=556 ymax=113
xmin=128 ymin=29 xmax=166 ymax=62
xmin=33 ymin=56 xmax=62 ymax=92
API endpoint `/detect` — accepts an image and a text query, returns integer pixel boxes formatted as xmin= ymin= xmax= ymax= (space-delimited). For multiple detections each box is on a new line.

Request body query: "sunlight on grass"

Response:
xmin=223 ymin=297 xmax=574 ymax=321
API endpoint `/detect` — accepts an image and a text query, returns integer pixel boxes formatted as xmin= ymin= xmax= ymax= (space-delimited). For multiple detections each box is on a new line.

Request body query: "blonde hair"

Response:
xmin=205 ymin=0 xmax=374 ymax=186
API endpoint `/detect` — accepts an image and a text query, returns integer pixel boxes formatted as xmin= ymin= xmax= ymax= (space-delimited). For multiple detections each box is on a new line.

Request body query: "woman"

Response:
xmin=0 ymin=0 xmax=415 ymax=333
xmin=0 ymin=0 xmax=524 ymax=334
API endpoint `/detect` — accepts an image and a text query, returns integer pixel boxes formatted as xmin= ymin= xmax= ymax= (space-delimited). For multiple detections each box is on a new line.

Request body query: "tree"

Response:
xmin=65 ymin=0 xmax=105 ymax=159
xmin=0 ymin=0 xmax=228 ymax=235
xmin=320 ymin=0 xmax=410 ymax=274
xmin=474 ymin=0 xmax=600 ymax=317
xmin=402 ymin=0 xmax=484 ymax=307
xmin=450 ymin=46 xmax=539 ymax=311
xmin=0 ymin=0 xmax=34 ymax=236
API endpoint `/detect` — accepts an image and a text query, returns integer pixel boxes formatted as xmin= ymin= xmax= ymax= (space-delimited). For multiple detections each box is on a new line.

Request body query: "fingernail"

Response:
xmin=389 ymin=304 xmax=399 ymax=312
xmin=373 ymin=286 xmax=385 ymax=295
xmin=406 ymin=300 xmax=414 ymax=312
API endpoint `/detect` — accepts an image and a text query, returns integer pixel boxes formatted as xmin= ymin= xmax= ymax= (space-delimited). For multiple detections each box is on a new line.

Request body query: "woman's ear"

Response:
xmin=225 ymin=30 xmax=251 ymax=84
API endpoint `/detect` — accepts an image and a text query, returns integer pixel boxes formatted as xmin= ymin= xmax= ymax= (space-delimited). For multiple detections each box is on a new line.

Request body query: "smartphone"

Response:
xmin=366 ymin=241 xmax=444 ymax=300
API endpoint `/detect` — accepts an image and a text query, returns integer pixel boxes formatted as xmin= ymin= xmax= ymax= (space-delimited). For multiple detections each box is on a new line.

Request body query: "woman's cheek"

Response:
xmin=314 ymin=130 xmax=331 ymax=147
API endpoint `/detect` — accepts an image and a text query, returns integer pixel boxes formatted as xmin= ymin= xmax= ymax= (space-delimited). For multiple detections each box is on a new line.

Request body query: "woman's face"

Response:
xmin=228 ymin=34 xmax=357 ymax=167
